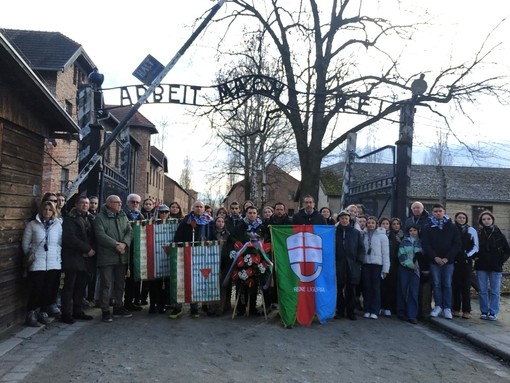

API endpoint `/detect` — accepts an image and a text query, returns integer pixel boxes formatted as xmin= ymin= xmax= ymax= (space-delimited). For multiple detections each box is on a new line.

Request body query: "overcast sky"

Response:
xmin=2 ymin=1 xmax=509 ymax=195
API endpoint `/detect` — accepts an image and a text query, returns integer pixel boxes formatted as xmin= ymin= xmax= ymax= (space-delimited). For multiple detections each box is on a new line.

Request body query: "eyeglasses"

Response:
xmin=128 ymin=200 xmax=140 ymax=204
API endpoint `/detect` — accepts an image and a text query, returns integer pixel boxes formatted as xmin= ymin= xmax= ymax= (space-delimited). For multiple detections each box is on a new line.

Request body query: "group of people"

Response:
xmin=21 ymin=192 xmax=509 ymax=327
xmin=335 ymin=201 xmax=510 ymax=324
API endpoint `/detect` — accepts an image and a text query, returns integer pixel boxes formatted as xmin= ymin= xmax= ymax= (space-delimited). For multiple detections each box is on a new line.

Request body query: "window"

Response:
xmin=60 ymin=168 xmax=69 ymax=193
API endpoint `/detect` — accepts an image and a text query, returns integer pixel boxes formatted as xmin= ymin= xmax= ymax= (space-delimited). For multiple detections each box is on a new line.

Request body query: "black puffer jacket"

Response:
xmin=62 ymin=208 xmax=96 ymax=272
xmin=475 ymin=225 xmax=510 ymax=272
xmin=335 ymin=224 xmax=365 ymax=285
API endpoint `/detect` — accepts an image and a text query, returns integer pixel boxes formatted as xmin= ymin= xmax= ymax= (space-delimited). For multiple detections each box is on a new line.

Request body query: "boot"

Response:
xmin=25 ymin=310 xmax=41 ymax=327
xmin=38 ymin=311 xmax=51 ymax=325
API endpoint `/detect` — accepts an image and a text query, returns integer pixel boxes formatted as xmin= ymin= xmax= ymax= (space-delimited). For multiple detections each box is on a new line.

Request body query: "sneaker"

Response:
xmin=487 ymin=313 xmax=498 ymax=321
xmin=168 ymin=308 xmax=183 ymax=319
xmin=462 ymin=312 xmax=471 ymax=319
xmin=25 ymin=310 xmax=41 ymax=327
xmin=430 ymin=306 xmax=442 ymax=318
xmin=73 ymin=312 xmax=93 ymax=320
xmin=383 ymin=310 xmax=392 ymax=317
xmin=480 ymin=313 xmax=488 ymax=320
xmin=452 ymin=310 xmax=461 ymax=318
xmin=102 ymin=311 xmax=113 ymax=323
xmin=443 ymin=308 xmax=453 ymax=319
xmin=113 ymin=307 xmax=133 ymax=318
xmin=363 ymin=312 xmax=370 ymax=319
xmin=369 ymin=314 xmax=378 ymax=319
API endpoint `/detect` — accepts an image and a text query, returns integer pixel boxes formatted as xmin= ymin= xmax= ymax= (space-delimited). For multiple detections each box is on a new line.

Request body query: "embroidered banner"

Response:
xmin=168 ymin=243 xmax=221 ymax=303
xmin=270 ymin=225 xmax=336 ymax=327
xmin=132 ymin=220 xmax=179 ymax=281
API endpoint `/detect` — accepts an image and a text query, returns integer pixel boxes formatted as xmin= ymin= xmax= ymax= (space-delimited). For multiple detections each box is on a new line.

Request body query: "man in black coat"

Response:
xmin=60 ymin=196 xmax=96 ymax=324
xmin=292 ymin=195 xmax=327 ymax=225
xmin=335 ymin=210 xmax=365 ymax=320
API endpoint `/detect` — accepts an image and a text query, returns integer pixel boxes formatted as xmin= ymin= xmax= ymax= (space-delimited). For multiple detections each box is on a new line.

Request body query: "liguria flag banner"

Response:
xmin=168 ymin=243 xmax=221 ymax=303
xmin=271 ymin=225 xmax=336 ymax=327
xmin=132 ymin=220 xmax=179 ymax=281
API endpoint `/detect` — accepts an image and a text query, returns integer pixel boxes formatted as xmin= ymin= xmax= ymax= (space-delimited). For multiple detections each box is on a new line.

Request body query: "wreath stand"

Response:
xmin=231 ymin=285 xmax=268 ymax=320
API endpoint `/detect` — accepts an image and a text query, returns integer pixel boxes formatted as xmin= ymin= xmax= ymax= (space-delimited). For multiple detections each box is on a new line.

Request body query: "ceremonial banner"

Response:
xmin=168 ymin=243 xmax=221 ymax=303
xmin=271 ymin=225 xmax=336 ymax=327
xmin=132 ymin=220 xmax=179 ymax=281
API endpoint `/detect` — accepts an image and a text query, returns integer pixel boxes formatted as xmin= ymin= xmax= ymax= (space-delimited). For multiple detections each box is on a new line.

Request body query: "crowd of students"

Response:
xmin=21 ymin=193 xmax=510 ymax=326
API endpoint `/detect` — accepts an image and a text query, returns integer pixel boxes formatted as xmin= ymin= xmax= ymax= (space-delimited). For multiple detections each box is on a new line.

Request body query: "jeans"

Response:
xmin=396 ymin=266 xmax=420 ymax=320
xmin=362 ymin=264 xmax=383 ymax=315
xmin=430 ymin=263 xmax=453 ymax=309
xmin=476 ymin=270 xmax=502 ymax=315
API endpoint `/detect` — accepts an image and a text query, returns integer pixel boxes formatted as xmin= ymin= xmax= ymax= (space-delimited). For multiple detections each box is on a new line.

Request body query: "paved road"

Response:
xmin=1 ymin=306 xmax=510 ymax=383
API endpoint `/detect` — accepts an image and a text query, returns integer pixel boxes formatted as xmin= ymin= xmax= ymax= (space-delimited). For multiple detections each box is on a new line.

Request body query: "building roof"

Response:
xmin=107 ymin=105 xmax=158 ymax=134
xmin=0 ymin=32 xmax=79 ymax=134
xmin=0 ymin=28 xmax=94 ymax=71
xmin=321 ymin=162 xmax=510 ymax=203
xmin=150 ymin=146 xmax=168 ymax=172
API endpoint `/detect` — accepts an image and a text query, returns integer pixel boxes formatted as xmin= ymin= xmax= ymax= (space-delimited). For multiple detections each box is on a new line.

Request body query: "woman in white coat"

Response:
xmin=362 ymin=216 xmax=390 ymax=319
xmin=22 ymin=201 xmax=62 ymax=326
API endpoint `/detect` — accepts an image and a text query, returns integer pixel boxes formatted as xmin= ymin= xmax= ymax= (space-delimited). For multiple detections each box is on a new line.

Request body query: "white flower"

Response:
xmin=230 ymin=250 xmax=237 ymax=259
xmin=239 ymin=270 xmax=248 ymax=280
xmin=244 ymin=254 xmax=253 ymax=266
xmin=258 ymin=264 xmax=266 ymax=274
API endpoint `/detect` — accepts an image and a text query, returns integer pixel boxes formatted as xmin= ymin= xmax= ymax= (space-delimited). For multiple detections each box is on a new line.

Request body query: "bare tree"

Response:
xmin=205 ymin=29 xmax=296 ymax=206
xmin=179 ymin=156 xmax=193 ymax=190
xmin=210 ymin=0 xmax=507 ymax=202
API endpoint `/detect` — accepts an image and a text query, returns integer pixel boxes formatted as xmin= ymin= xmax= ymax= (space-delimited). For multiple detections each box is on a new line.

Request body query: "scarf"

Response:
xmin=243 ymin=217 xmax=262 ymax=231
xmin=430 ymin=215 xmax=450 ymax=230
xmin=187 ymin=212 xmax=213 ymax=225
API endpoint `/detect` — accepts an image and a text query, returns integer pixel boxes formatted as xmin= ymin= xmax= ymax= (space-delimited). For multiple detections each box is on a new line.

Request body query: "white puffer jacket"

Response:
xmin=21 ymin=215 xmax=62 ymax=271
xmin=363 ymin=227 xmax=390 ymax=273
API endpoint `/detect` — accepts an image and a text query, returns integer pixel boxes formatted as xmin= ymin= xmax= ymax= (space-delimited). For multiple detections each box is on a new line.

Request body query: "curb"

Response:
xmin=0 ymin=323 xmax=49 ymax=358
xmin=428 ymin=317 xmax=510 ymax=362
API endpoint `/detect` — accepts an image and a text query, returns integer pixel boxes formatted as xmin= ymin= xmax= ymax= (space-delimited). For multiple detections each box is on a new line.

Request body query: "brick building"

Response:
xmin=2 ymin=29 xmax=96 ymax=194
xmin=0 ymin=32 xmax=80 ymax=331
xmin=163 ymin=176 xmax=195 ymax=215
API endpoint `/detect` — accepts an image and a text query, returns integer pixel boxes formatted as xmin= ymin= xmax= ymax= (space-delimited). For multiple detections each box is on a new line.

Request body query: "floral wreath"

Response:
xmin=223 ymin=232 xmax=273 ymax=289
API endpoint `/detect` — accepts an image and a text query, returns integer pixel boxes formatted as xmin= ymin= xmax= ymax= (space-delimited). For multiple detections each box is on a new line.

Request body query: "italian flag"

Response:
xmin=271 ymin=225 xmax=336 ymax=327
xmin=168 ymin=244 xmax=221 ymax=303
xmin=132 ymin=220 xmax=179 ymax=281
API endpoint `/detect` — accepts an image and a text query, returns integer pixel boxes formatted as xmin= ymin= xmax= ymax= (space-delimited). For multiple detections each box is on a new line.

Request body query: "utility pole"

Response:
xmin=340 ymin=133 xmax=357 ymax=210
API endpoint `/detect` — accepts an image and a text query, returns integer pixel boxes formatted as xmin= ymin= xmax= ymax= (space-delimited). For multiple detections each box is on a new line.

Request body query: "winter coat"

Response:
xmin=398 ymin=236 xmax=423 ymax=272
xmin=421 ymin=218 xmax=461 ymax=264
xmin=292 ymin=208 xmax=327 ymax=225
xmin=174 ymin=213 xmax=216 ymax=243
xmin=455 ymin=224 xmax=479 ymax=264
xmin=363 ymin=227 xmax=390 ymax=273
xmin=93 ymin=204 xmax=132 ymax=267
xmin=475 ymin=225 xmax=510 ymax=272
xmin=404 ymin=210 xmax=430 ymax=233
xmin=22 ymin=214 xmax=62 ymax=272
xmin=335 ymin=224 xmax=365 ymax=285
xmin=61 ymin=207 xmax=96 ymax=272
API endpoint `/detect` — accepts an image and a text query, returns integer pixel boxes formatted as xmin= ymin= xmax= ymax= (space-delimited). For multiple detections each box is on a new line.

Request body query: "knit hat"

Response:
xmin=338 ymin=210 xmax=350 ymax=218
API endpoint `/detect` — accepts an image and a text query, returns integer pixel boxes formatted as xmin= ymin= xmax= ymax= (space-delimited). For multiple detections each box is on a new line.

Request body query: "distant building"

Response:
xmin=223 ymin=164 xmax=300 ymax=216
xmin=164 ymin=176 xmax=194 ymax=215
xmin=321 ymin=162 xmax=510 ymax=236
